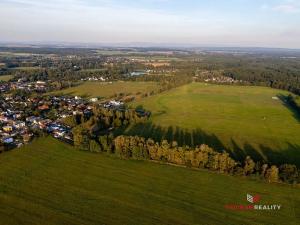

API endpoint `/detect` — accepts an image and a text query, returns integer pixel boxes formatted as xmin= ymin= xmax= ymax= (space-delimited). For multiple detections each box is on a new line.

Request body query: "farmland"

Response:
xmin=0 ymin=137 xmax=299 ymax=225
xmin=53 ymin=81 xmax=160 ymax=98
xmin=0 ymin=75 xmax=13 ymax=81
xmin=130 ymin=83 xmax=300 ymax=165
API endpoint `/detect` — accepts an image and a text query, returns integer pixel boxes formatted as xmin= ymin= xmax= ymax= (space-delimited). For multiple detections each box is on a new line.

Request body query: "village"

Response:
xmin=0 ymin=82 xmax=126 ymax=151
xmin=0 ymin=79 xmax=50 ymax=93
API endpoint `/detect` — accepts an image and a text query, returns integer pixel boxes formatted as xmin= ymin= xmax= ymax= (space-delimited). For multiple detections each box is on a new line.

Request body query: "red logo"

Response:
xmin=247 ymin=194 xmax=261 ymax=203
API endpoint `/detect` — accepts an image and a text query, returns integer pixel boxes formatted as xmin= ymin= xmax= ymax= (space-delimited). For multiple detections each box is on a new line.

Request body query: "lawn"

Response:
xmin=130 ymin=83 xmax=300 ymax=166
xmin=0 ymin=75 xmax=13 ymax=81
xmin=0 ymin=137 xmax=299 ymax=225
xmin=53 ymin=81 xmax=160 ymax=98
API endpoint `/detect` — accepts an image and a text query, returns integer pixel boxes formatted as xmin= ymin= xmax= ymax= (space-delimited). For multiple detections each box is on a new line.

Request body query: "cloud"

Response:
xmin=0 ymin=0 xmax=300 ymax=48
xmin=273 ymin=4 xmax=299 ymax=13
xmin=261 ymin=0 xmax=300 ymax=14
xmin=272 ymin=0 xmax=300 ymax=13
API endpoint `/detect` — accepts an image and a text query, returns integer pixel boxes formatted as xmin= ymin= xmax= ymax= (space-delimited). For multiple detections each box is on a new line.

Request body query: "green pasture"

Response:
xmin=53 ymin=81 xmax=160 ymax=98
xmin=0 ymin=75 xmax=13 ymax=81
xmin=0 ymin=137 xmax=299 ymax=225
xmin=130 ymin=83 xmax=300 ymax=165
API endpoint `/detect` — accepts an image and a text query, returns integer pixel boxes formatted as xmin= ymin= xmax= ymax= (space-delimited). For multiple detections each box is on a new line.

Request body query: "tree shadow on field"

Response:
xmin=259 ymin=143 xmax=300 ymax=167
xmin=277 ymin=94 xmax=300 ymax=122
xmin=229 ymin=139 xmax=264 ymax=163
xmin=124 ymin=122 xmax=300 ymax=167
xmin=124 ymin=122 xmax=227 ymax=151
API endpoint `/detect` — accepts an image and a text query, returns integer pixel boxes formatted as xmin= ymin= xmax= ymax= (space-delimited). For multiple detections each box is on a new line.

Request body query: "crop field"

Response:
xmin=130 ymin=83 xmax=300 ymax=165
xmin=53 ymin=81 xmax=160 ymax=98
xmin=0 ymin=137 xmax=299 ymax=225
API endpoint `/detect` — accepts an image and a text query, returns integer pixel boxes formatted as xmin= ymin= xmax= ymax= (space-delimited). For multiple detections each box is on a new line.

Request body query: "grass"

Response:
xmin=0 ymin=75 xmax=13 ymax=81
xmin=130 ymin=83 xmax=300 ymax=165
xmin=295 ymin=96 xmax=300 ymax=107
xmin=80 ymin=68 xmax=107 ymax=72
xmin=0 ymin=137 xmax=299 ymax=225
xmin=53 ymin=81 xmax=160 ymax=98
xmin=10 ymin=66 xmax=41 ymax=71
xmin=0 ymin=52 xmax=33 ymax=57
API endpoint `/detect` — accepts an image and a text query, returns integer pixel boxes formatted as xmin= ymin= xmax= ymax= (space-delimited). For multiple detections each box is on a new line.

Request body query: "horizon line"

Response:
xmin=1 ymin=41 xmax=300 ymax=51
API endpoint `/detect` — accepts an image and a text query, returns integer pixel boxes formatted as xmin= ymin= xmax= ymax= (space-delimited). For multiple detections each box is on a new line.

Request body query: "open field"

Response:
xmin=53 ymin=81 xmax=160 ymax=98
xmin=126 ymin=55 xmax=181 ymax=61
xmin=80 ymin=68 xmax=107 ymax=72
xmin=130 ymin=83 xmax=300 ymax=165
xmin=9 ymin=66 xmax=41 ymax=71
xmin=0 ymin=75 xmax=13 ymax=81
xmin=0 ymin=137 xmax=299 ymax=225
xmin=0 ymin=52 xmax=34 ymax=57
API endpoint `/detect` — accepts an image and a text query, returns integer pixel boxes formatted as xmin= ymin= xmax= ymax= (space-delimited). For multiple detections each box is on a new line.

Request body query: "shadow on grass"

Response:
xmin=117 ymin=122 xmax=300 ymax=167
xmin=277 ymin=94 xmax=300 ymax=122
xmin=123 ymin=123 xmax=226 ymax=150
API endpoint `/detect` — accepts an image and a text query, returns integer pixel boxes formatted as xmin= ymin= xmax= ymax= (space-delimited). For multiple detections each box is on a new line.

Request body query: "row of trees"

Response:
xmin=114 ymin=136 xmax=299 ymax=184
xmin=72 ymin=134 xmax=299 ymax=184
xmin=132 ymin=73 xmax=193 ymax=93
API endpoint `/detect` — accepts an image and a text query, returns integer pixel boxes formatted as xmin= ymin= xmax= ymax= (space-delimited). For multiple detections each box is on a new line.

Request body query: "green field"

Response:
xmin=0 ymin=137 xmax=299 ymax=225
xmin=53 ymin=81 xmax=160 ymax=98
xmin=130 ymin=83 xmax=300 ymax=165
xmin=0 ymin=75 xmax=13 ymax=81
xmin=80 ymin=68 xmax=107 ymax=72
xmin=10 ymin=66 xmax=41 ymax=71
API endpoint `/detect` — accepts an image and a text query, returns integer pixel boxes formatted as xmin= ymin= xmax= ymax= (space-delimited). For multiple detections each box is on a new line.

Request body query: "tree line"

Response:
xmin=72 ymin=131 xmax=299 ymax=185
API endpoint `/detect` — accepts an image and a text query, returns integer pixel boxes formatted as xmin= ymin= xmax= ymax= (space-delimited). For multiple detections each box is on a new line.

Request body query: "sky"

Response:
xmin=0 ymin=0 xmax=300 ymax=48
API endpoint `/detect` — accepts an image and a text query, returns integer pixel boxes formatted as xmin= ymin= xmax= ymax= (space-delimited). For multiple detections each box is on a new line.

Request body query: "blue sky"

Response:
xmin=0 ymin=0 xmax=300 ymax=48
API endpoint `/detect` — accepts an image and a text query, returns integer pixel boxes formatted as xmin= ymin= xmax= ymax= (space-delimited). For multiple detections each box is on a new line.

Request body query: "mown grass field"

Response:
xmin=0 ymin=75 xmax=13 ymax=81
xmin=53 ymin=81 xmax=160 ymax=98
xmin=0 ymin=137 xmax=299 ymax=225
xmin=131 ymin=83 xmax=300 ymax=165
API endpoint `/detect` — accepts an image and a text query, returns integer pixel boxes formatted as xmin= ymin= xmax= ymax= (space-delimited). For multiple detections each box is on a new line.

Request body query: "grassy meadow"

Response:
xmin=130 ymin=83 xmax=300 ymax=165
xmin=53 ymin=81 xmax=160 ymax=98
xmin=0 ymin=137 xmax=299 ymax=225
xmin=10 ymin=66 xmax=41 ymax=71
xmin=0 ymin=75 xmax=13 ymax=81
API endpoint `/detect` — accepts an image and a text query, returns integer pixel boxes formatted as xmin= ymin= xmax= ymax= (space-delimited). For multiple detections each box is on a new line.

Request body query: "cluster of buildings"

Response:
xmin=102 ymin=100 xmax=124 ymax=109
xmin=13 ymin=80 xmax=49 ymax=92
xmin=0 ymin=79 xmax=49 ymax=93
xmin=203 ymin=76 xmax=241 ymax=83
xmin=195 ymin=71 xmax=243 ymax=84
xmin=0 ymin=82 xmax=10 ymax=93
xmin=80 ymin=76 xmax=106 ymax=81
xmin=0 ymin=94 xmax=94 ymax=150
